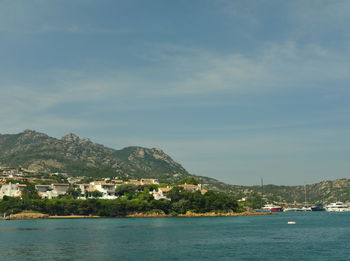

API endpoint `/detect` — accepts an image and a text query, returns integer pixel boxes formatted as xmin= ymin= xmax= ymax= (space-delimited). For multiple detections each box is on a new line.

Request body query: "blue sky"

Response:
xmin=0 ymin=0 xmax=350 ymax=185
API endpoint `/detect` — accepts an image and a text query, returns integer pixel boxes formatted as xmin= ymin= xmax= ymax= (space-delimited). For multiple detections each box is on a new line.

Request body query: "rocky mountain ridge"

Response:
xmin=0 ymin=130 xmax=189 ymax=180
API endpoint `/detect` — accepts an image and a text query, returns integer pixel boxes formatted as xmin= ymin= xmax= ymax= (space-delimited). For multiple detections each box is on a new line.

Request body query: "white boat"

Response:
xmin=283 ymin=207 xmax=302 ymax=212
xmin=325 ymin=202 xmax=350 ymax=212
xmin=301 ymin=206 xmax=312 ymax=211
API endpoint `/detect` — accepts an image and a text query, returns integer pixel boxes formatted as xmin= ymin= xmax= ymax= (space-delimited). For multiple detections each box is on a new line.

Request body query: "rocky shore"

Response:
xmin=4 ymin=211 xmax=272 ymax=220
xmin=125 ymin=211 xmax=273 ymax=218
xmin=48 ymin=215 xmax=101 ymax=219
xmin=8 ymin=212 xmax=49 ymax=220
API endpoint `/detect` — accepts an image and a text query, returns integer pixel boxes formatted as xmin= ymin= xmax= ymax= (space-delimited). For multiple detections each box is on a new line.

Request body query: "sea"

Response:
xmin=0 ymin=212 xmax=349 ymax=261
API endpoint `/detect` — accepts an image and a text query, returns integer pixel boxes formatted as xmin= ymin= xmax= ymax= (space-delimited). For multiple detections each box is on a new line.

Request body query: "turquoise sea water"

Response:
xmin=0 ymin=212 xmax=349 ymax=260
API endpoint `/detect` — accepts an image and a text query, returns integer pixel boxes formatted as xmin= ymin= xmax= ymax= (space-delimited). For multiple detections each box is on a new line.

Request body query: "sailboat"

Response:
xmin=301 ymin=185 xmax=312 ymax=211
xmin=259 ymin=178 xmax=283 ymax=212
xmin=302 ymin=185 xmax=325 ymax=211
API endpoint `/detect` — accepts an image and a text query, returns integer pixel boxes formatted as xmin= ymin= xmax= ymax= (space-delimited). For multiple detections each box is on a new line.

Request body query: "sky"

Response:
xmin=0 ymin=0 xmax=349 ymax=185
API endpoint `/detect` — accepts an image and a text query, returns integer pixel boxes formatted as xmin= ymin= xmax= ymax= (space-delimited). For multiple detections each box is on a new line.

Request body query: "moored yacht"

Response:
xmin=261 ymin=204 xmax=283 ymax=212
xmin=325 ymin=202 xmax=350 ymax=212
xmin=301 ymin=206 xmax=312 ymax=211
xmin=283 ymin=207 xmax=302 ymax=212
xmin=311 ymin=205 xmax=325 ymax=211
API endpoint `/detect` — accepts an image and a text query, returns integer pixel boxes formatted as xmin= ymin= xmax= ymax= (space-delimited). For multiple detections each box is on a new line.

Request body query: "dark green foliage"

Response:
xmin=141 ymin=184 xmax=159 ymax=191
xmin=167 ymin=188 xmax=240 ymax=213
xmin=0 ymin=188 xmax=240 ymax=216
xmin=115 ymin=184 xmax=139 ymax=197
xmin=86 ymin=190 xmax=103 ymax=198
xmin=20 ymin=183 xmax=41 ymax=200
xmin=242 ymin=193 xmax=265 ymax=209
xmin=64 ymin=187 xmax=82 ymax=199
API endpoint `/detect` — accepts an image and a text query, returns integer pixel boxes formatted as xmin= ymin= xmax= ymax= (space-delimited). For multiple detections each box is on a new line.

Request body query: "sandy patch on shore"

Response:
xmin=9 ymin=212 xmax=49 ymax=219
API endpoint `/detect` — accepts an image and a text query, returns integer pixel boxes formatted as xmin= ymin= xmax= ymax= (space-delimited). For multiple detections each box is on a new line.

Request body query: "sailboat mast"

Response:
xmin=261 ymin=178 xmax=264 ymax=208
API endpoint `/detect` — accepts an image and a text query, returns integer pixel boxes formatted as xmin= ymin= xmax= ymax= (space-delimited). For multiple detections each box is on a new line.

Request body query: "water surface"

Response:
xmin=0 ymin=212 xmax=349 ymax=260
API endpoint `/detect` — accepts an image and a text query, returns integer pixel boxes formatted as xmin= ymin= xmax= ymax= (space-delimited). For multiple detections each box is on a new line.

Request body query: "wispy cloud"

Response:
xmin=1 ymin=39 xmax=348 ymax=126
xmin=0 ymin=0 xmax=132 ymax=35
xmin=144 ymin=41 xmax=350 ymax=97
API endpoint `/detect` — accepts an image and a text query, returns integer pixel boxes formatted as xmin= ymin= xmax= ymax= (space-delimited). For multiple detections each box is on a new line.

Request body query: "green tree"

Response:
xmin=177 ymin=177 xmax=201 ymax=185
xmin=86 ymin=190 xmax=103 ymax=198
xmin=65 ymin=187 xmax=82 ymax=199
xmin=21 ymin=183 xmax=40 ymax=200
xmin=115 ymin=184 xmax=138 ymax=197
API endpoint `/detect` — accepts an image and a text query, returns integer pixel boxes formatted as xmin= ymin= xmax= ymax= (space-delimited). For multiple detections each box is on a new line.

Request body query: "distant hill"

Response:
xmin=245 ymin=179 xmax=350 ymax=204
xmin=0 ymin=130 xmax=190 ymax=181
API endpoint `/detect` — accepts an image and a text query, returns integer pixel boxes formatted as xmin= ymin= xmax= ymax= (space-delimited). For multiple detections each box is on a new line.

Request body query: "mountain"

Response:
xmin=0 ymin=130 xmax=190 ymax=181
xmin=0 ymin=130 xmax=349 ymax=203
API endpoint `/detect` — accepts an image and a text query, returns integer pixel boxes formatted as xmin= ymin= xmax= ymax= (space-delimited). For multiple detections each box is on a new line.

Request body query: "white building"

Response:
xmin=78 ymin=181 xmax=117 ymax=199
xmin=150 ymin=187 xmax=172 ymax=200
xmin=0 ymin=183 xmax=27 ymax=199
xmin=35 ymin=184 xmax=70 ymax=199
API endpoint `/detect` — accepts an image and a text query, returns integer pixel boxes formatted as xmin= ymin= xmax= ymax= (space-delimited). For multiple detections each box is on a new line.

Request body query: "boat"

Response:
xmin=261 ymin=204 xmax=283 ymax=212
xmin=283 ymin=207 xmax=302 ymax=212
xmin=311 ymin=205 xmax=325 ymax=211
xmin=325 ymin=202 xmax=350 ymax=212
xmin=1 ymin=213 xmax=9 ymax=220
xmin=300 ymin=185 xmax=312 ymax=211
xmin=301 ymin=206 xmax=312 ymax=211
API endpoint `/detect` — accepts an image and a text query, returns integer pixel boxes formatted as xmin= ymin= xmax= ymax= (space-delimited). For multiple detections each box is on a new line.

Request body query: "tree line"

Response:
xmin=0 ymin=186 xmax=240 ymax=217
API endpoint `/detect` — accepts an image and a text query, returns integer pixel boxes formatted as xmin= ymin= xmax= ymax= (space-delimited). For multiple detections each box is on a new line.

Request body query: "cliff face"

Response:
xmin=0 ymin=130 xmax=189 ymax=180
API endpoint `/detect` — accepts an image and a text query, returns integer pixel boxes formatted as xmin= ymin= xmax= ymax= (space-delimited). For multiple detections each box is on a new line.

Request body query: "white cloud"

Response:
xmin=1 ymin=39 xmax=348 ymax=126
xmin=148 ymin=42 xmax=350 ymax=98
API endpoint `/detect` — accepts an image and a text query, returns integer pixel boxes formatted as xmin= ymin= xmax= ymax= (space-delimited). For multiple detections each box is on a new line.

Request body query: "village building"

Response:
xmin=150 ymin=186 xmax=172 ymax=200
xmin=0 ymin=183 xmax=27 ymax=199
xmin=140 ymin=179 xmax=159 ymax=185
xmin=78 ymin=181 xmax=117 ymax=199
xmin=35 ymin=184 xmax=70 ymax=199
xmin=111 ymin=179 xmax=124 ymax=185
xmin=150 ymin=184 xmax=206 ymax=200
xmin=89 ymin=181 xmax=117 ymax=199
xmin=67 ymin=176 xmax=85 ymax=184
xmin=125 ymin=179 xmax=142 ymax=185
xmin=177 ymin=183 xmax=202 ymax=192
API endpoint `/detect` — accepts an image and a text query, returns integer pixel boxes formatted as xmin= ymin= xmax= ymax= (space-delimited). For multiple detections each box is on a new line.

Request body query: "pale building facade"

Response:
xmin=0 ymin=183 xmax=27 ymax=199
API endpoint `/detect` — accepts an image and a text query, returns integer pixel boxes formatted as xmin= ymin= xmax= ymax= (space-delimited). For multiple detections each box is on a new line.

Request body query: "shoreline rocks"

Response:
xmin=5 ymin=211 xmax=272 ymax=220
xmin=8 ymin=212 xmax=49 ymax=220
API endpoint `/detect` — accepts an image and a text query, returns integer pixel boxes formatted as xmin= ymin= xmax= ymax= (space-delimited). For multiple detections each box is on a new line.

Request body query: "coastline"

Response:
xmin=6 ymin=211 xmax=273 ymax=220
xmin=125 ymin=211 xmax=273 ymax=218
xmin=48 ymin=215 xmax=101 ymax=219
